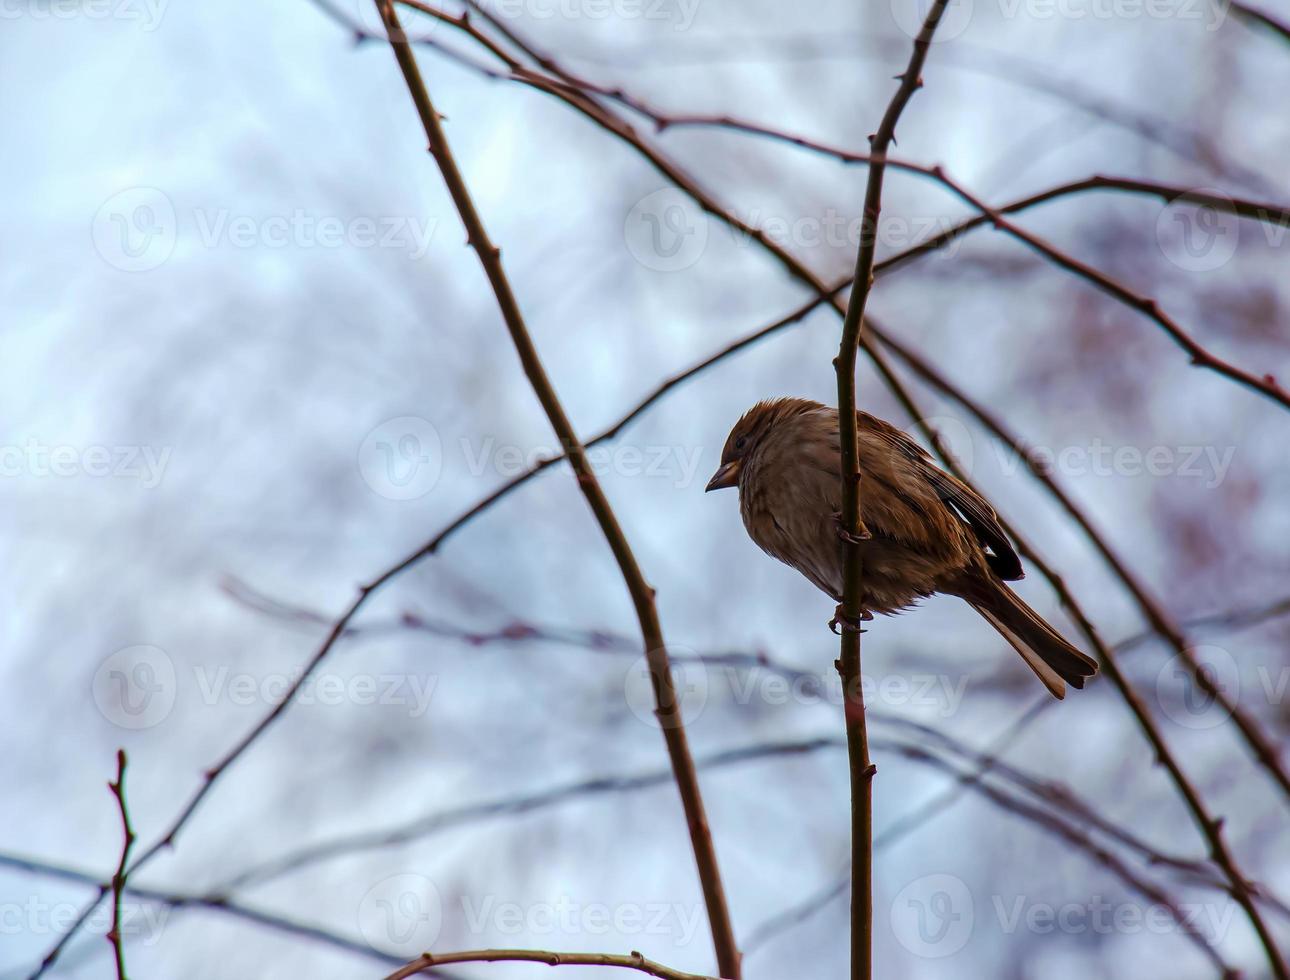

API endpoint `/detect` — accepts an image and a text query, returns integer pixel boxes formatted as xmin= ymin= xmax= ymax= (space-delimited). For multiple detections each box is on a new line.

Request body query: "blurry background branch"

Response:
xmin=1231 ymin=2 xmax=1290 ymax=45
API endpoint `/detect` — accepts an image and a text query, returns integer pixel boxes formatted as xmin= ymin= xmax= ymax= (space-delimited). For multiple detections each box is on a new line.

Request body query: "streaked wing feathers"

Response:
xmin=860 ymin=413 xmax=1024 ymax=581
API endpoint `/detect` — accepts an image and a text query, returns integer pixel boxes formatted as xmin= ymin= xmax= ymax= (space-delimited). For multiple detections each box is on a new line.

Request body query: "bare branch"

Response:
xmin=831 ymin=5 xmax=952 ymax=978
xmin=105 ymin=750 xmax=135 ymax=980
xmin=385 ymin=949 xmax=718 ymax=980
xmin=370 ymin=1 xmax=740 ymax=974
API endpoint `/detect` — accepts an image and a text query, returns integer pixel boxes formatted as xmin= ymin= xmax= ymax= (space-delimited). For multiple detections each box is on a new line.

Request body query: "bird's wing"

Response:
xmin=859 ymin=412 xmax=1024 ymax=581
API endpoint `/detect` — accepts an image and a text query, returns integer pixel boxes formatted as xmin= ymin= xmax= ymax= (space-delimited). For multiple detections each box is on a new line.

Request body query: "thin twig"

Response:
xmin=105 ymin=750 xmax=135 ymax=980
xmin=385 ymin=949 xmax=718 ymax=980
xmin=832 ymin=5 xmax=951 ymax=977
xmin=213 ymin=722 xmax=1268 ymax=927
xmin=552 ymin=30 xmax=1278 ymax=194
xmin=571 ymin=96 xmax=1290 ymax=410
xmin=370 ymin=2 xmax=740 ymax=975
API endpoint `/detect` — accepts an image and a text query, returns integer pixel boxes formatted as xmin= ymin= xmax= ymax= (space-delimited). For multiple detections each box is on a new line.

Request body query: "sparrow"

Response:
xmin=705 ymin=397 xmax=1097 ymax=699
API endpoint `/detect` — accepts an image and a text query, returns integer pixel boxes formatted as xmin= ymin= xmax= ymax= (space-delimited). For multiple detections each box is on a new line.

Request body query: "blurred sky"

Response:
xmin=2 ymin=0 xmax=1289 ymax=977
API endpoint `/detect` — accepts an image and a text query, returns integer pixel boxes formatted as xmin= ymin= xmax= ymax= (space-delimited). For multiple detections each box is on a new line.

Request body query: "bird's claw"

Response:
xmin=833 ymin=511 xmax=872 ymax=545
xmin=829 ymin=604 xmax=873 ymax=634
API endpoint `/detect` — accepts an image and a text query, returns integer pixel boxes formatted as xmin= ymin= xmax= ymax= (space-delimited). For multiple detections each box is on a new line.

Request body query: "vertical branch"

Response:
xmin=106 ymin=750 xmax=135 ymax=980
xmin=370 ymin=3 xmax=741 ymax=976
xmin=833 ymin=4 xmax=951 ymax=978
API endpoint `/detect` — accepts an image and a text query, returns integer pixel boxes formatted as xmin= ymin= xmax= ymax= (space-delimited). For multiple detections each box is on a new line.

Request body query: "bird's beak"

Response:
xmin=705 ymin=460 xmax=741 ymax=492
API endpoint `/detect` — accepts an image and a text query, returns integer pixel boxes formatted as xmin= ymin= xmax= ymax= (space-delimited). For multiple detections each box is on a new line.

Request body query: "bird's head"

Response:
xmin=705 ymin=398 xmax=817 ymax=492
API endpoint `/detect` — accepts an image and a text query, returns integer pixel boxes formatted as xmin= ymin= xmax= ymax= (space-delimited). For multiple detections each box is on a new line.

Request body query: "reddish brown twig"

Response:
xmin=105 ymin=750 xmax=135 ymax=980
xmin=832 ymin=5 xmax=952 ymax=978
xmin=385 ymin=949 xmax=718 ymax=980
xmin=370 ymin=2 xmax=740 ymax=976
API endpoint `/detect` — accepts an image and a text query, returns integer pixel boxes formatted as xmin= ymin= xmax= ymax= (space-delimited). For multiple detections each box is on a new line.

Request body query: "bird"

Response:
xmin=705 ymin=397 xmax=1097 ymax=699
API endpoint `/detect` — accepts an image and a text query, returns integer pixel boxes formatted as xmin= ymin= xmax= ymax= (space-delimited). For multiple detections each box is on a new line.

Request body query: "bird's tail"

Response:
xmin=949 ymin=575 xmax=1098 ymax=699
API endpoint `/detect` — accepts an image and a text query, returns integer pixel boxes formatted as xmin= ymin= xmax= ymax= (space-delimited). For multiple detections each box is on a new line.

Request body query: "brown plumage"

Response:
xmin=705 ymin=397 xmax=1097 ymax=699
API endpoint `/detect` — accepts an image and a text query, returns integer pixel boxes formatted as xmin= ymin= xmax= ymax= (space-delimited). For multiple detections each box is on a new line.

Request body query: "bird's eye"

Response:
xmin=734 ymin=436 xmax=748 ymax=452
